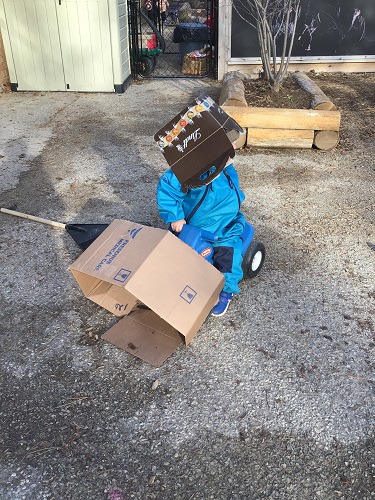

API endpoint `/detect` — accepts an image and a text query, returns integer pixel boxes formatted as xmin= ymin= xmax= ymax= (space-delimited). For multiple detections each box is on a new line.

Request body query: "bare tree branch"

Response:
xmin=232 ymin=0 xmax=301 ymax=90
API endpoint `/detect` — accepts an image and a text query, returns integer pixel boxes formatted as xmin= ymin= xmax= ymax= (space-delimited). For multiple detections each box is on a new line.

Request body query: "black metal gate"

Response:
xmin=128 ymin=0 xmax=217 ymax=78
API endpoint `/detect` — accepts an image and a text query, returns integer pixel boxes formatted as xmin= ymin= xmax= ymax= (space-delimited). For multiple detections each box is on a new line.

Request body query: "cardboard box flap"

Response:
xmin=70 ymin=269 xmax=102 ymax=297
xmin=102 ymin=308 xmax=183 ymax=367
xmin=69 ymin=220 xmax=166 ymax=285
xmin=86 ymin=279 xmax=139 ymax=317
xmin=199 ymin=93 xmax=243 ymax=132
xmin=70 ymin=268 xmax=139 ymax=317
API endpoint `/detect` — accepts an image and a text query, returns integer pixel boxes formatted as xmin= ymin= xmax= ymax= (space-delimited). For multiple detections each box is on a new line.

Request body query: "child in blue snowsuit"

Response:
xmin=156 ymin=135 xmax=245 ymax=316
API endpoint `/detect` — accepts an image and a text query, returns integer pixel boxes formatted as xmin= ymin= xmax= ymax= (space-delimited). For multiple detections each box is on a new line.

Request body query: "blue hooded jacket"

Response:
xmin=157 ymin=163 xmax=245 ymax=239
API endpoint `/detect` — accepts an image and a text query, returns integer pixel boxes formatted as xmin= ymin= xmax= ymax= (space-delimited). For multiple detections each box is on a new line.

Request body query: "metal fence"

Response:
xmin=128 ymin=0 xmax=217 ymax=78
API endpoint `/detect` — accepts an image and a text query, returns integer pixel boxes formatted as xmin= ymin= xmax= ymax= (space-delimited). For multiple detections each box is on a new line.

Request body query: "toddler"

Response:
xmin=156 ymin=129 xmax=245 ymax=316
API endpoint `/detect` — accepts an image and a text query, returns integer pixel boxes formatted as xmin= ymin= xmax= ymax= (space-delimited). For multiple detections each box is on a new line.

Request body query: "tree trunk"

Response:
xmin=220 ymin=72 xmax=248 ymax=148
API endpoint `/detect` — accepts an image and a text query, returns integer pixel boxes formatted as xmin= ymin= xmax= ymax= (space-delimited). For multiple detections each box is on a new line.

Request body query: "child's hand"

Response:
xmin=171 ymin=219 xmax=186 ymax=233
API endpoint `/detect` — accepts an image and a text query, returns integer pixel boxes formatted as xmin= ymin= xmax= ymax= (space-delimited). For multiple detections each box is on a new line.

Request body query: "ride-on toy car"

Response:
xmin=176 ymin=222 xmax=265 ymax=278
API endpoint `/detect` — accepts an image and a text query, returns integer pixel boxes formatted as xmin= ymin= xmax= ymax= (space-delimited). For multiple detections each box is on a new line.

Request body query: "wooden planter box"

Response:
xmin=222 ymin=106 xmax=341 ymax=150
xmin=220 ymin=72 xmax=341 ymax=151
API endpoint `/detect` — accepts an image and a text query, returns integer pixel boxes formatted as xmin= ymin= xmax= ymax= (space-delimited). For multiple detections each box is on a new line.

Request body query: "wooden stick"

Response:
xmin=0 ymin=208 xmax=66 ymax=229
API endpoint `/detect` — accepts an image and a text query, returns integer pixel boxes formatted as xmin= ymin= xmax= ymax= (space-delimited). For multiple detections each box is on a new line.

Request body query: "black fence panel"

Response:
xmin=128 ymin=0 xmax=217 ymax=78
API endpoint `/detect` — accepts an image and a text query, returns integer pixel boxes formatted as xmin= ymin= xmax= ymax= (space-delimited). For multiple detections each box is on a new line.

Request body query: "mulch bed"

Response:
xmin=244 ymin=74 xmax=312 ymax=109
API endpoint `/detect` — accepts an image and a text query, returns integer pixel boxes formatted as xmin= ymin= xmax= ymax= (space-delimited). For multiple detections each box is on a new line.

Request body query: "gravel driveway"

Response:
xmin=0 ymin=76 xmax=374 ymax=499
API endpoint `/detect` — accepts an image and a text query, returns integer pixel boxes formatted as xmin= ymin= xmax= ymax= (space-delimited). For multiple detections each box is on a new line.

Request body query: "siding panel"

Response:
xmin=58 ymin=0 xmax=114 ymax=91
xmin=2 ymin=0 xmax=65 ymax=90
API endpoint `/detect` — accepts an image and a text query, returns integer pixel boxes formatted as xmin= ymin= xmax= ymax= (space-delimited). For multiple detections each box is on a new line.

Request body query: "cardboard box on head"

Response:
xmin=154 ymin=94 xmax=244 ymax=191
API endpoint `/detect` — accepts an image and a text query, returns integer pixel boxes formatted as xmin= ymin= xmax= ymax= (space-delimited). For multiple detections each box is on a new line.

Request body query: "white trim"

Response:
xmin=218 ymin=0 xmax=232 ymax=80
xmin=108 ymin=0 xmax=122 ymax=85
xmin=229 ymin=55 xmax=375 ymax=65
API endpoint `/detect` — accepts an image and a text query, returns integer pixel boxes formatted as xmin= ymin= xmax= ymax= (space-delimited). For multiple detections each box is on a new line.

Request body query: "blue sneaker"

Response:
xmin=211 ymin=291 xmax=233 ymax=317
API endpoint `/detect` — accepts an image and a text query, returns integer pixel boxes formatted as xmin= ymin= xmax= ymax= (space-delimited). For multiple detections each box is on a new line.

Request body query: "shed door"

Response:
xmin=57 ymin=0 xmax=113 ymax=92
xmin=3 ymin=0 xmax=65 ymax=91
xmin=2 ymin=0 xmax=114 ymax=92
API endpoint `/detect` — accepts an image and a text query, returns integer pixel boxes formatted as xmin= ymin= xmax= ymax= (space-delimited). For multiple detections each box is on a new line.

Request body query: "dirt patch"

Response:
xmin=310 ymin=72 xmax=375 ymax=150
xmin=243 ymin=71 xmax=375 ymax=110
xmin=243 ymin=72 xmax=375 ymax=151
xmin=244 ymin=75 xmax=311 ymax=109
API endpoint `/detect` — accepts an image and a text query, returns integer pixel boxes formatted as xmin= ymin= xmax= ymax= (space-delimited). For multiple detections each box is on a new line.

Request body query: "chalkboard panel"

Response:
xmin=232 ymin=0 xmax=375 ymax=58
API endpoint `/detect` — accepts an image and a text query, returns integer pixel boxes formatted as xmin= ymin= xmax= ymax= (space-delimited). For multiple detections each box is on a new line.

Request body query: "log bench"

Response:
xmin=220 ymin=71 xmax=341 ymax=151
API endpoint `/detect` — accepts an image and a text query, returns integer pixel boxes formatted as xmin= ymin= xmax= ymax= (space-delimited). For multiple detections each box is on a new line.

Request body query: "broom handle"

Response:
xmin=1 ymin=207 xmax=66 ymax=229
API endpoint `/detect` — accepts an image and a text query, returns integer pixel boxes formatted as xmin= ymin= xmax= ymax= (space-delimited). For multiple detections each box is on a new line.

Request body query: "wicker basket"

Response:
xmin=182 ymin=52 xmax=209 ymax=75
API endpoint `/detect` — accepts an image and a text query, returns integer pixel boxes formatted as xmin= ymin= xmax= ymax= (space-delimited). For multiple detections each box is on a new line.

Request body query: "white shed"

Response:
xmin=0 ymin=0 xmax=132 ymax=92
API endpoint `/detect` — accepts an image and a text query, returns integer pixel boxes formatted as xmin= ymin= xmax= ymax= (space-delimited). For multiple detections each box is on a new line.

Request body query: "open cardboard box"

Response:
xmin=69 ymin=219 xmax=224 ymax=366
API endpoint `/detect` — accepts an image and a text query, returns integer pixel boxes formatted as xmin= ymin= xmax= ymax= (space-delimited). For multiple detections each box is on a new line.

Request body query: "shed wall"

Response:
xmin=118 ymin=0 xmax=131 ymax=82
xmin=0 ymin=0 xmax=132 ymax=92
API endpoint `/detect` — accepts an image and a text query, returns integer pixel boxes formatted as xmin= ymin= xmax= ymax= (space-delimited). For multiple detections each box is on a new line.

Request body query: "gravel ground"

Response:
xmin=0 ymin=76 xmax=374 ymax=500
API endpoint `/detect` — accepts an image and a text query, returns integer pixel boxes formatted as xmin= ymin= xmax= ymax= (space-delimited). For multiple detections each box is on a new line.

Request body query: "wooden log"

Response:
xmin=222 ymin=70 xmax=245 ymax=85
xmin=313 ymin=130 xmax=340 ymax=150
xmin=219 ymin=71 xmax=247 ymax=107
xmin=247 ymin=129 xmax=314 ymax=149
xmin=291 ymin=71 xmax=337 ymax=110
xmin=222 ymin=106 xmax=341 ymax=132
xmin=220 ymin=71 xmax=247 ymax=148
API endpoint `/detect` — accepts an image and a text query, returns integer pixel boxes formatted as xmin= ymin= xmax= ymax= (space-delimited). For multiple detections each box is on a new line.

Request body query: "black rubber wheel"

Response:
xmin=138 ymin=56 xmax=154 ymax=77
xmin=242 ymin=240 xmax=265 ymax=278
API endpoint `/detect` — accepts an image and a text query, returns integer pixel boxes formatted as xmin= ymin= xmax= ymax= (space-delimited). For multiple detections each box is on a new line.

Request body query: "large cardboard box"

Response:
xmin=69 ymin=219 xmax=224 ymax=366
